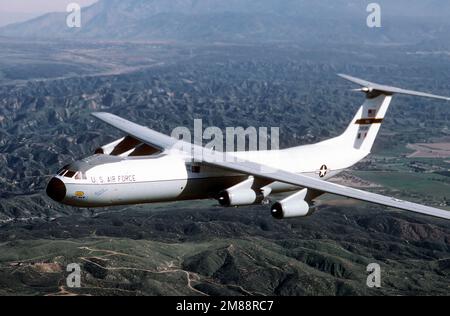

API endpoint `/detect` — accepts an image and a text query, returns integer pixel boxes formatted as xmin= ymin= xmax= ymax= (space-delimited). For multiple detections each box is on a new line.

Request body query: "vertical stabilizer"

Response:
xmin=334 ymin=74 xmax=449 ymax=154
xmin=340 ymin=94 xmax=392 ymax=152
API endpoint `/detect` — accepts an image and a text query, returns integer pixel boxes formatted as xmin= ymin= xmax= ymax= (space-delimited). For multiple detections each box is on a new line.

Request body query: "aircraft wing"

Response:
xmin=201 ymin=151 xmax=450 ymax=220
xmin=91 ymin=112 xmax=178 ymax=151
xmin=92 ymin=112 xmax=450 ymax=220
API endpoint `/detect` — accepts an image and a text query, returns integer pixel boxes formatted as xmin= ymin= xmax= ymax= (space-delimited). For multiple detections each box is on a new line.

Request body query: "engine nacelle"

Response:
xmin=218 ymin=189 xmax=264 ymax=207
xmin=271 ymin=188 xmax=317 ymax=219
xmin=271 ymin=200 xmax=312 ymax=219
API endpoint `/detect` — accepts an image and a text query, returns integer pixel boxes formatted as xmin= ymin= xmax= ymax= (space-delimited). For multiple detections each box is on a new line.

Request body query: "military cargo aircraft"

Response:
xmin=46 ymin=75 xmax=450 ymax=220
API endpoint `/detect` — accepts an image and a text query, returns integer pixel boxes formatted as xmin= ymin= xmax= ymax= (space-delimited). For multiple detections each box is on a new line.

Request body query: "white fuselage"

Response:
xmin=49 ymin=138 xmax=368 ymax=207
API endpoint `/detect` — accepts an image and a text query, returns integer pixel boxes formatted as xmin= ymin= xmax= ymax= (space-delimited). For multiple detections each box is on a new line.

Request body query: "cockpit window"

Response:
xmin=75 ymin=172 xmax=87 ymax=180
xmin=57 ymin=165 xmax=69 ymax=174
xmin=60 ymin=169 xmax=86 ymax=180
xmin=65 ymin=170 xmax=76 ymax=178
xmin=58 ymin=162 xmax=87 ymax=180
xmin=58 ymin=169 xmax=67 ymax=176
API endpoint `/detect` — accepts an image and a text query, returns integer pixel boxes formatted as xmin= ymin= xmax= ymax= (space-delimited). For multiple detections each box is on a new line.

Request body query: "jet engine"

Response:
xmin=218 ymin=177 xmax=269 ymax=206
xmin=218 ymin=189 xmax=264 ymax=206
xmin=271 ymin=188 xmax=321 ymax=219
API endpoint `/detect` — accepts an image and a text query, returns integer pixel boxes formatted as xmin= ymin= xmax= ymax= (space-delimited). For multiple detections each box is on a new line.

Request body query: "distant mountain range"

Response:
xmin=0 ymin=12 xmax=41 ymax=27
xmin=1 ymin=0 xmax=450 ymax=44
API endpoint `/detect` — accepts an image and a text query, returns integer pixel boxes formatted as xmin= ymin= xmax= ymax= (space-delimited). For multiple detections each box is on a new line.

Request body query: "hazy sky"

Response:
xmin=0 ymin=0 xmax=98 ymax=13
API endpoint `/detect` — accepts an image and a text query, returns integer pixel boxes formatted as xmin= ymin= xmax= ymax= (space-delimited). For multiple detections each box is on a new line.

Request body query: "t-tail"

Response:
xmin=335 ymin=74 xmax=450 ymax=154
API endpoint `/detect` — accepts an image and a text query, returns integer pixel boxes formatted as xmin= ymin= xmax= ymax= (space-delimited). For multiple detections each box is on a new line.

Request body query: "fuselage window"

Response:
xmin=191 ymin=165 xmax=201 ymax=173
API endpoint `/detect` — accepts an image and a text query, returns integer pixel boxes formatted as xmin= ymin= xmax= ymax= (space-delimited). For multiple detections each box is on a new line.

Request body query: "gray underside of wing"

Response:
xmin=338 ymin=74 xmax=450 ymax=101
xmin=92 ymin=112 xmax=450 ymax=221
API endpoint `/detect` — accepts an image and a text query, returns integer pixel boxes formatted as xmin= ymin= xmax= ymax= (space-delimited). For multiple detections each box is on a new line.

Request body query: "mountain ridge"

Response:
xmin=1 ymin=0 xmax=450 ymax=44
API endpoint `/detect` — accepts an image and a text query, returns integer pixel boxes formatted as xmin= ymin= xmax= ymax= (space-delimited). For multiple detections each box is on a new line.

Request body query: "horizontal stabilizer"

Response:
xmin=338 ymin=74 xmax=450 ymax=101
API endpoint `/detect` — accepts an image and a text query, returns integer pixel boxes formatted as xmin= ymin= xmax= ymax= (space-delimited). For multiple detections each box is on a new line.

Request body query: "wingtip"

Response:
xmin=337 ymin=73 xmax=362 ymax=83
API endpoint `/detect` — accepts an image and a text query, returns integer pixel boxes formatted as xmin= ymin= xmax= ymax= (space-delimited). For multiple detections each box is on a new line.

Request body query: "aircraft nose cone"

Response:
xmin=46 ymin=178 xmax=66 ymax=202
